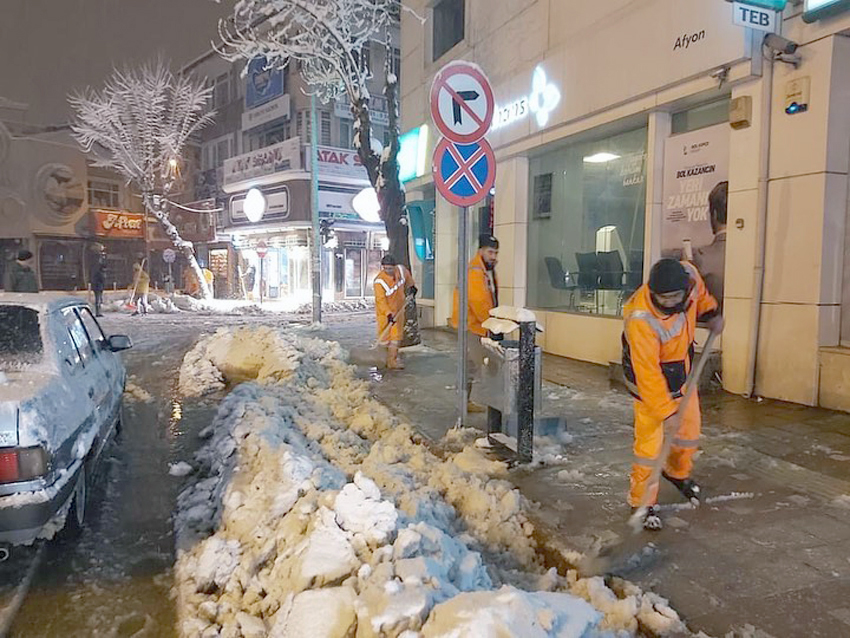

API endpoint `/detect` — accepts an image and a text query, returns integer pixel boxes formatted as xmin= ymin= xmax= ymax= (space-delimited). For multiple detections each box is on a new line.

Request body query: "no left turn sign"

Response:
xmin=429 ymin=61 xmax=494 ymax=144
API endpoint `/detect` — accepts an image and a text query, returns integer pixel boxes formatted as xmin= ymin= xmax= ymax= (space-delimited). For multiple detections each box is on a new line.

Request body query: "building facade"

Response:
xmin=183 ymin=33 xmax=402 ymax=304
xmin=401 ymin=0 xmax=850 ymax=411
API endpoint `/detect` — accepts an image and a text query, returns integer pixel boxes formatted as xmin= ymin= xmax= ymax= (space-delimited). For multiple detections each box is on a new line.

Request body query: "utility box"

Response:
xmin=472 ymin=340 xmax=542 ymax=438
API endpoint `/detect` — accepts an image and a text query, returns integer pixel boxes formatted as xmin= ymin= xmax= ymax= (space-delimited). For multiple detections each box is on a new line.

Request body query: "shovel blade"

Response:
xmin=348 ymin=345 xmax=387 ymax=367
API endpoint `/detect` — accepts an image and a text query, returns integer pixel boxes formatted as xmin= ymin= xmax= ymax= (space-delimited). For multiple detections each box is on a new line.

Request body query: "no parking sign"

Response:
xmin=432 ymin=137 xmax=496 ymax=207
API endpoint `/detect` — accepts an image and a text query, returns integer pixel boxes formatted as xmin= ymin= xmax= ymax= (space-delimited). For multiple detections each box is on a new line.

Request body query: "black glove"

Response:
xmin=408 ymin=286 xmax=418 ymax=298
xmin=387 ymin=313 xmax=395 ymax=324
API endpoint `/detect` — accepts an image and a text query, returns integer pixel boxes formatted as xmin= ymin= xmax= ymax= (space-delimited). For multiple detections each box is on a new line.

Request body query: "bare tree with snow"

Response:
xmin=220 ymin=0 xmax=422 ymax=344
xmin=69 ymin=62 xmax=215 ymax=299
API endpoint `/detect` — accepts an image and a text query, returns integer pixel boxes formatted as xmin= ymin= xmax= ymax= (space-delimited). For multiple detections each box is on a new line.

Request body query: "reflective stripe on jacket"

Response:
xmin=621 ymin=262 xmax=719 ymax=422
xmin=451 ymin=253 xmax=498 ymax=337
xmin=374 ymin=265 xmax=412 ymax=321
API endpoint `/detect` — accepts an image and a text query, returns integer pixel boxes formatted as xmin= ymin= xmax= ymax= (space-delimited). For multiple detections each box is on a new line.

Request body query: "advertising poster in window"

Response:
xmin=662 ymin=123 xmax=730 ymax=305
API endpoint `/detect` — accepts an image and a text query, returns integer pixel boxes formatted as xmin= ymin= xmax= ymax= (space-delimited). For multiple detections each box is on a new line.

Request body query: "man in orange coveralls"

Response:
xmin=622 ymin=259 xmax=724 ymax=530
xmin=374 ymin=254 xmax=416 ymax=370
xmin=451 ymin=234 xmax=499 ymax=412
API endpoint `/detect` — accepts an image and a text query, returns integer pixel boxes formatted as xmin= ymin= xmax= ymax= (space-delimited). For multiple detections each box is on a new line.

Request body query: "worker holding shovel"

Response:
xmin=621 ymin=259 xmax=723 ymax=531
xmin=374 ymin=254 xmax=416 ymax=370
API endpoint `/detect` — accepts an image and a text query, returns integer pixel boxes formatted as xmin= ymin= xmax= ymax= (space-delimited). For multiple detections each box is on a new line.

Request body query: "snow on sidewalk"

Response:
xmin=173 ymin=327 xmax=688 ymax=638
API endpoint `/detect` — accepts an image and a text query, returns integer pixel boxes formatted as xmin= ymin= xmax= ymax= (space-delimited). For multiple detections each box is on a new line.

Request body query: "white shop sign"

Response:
xmin=242 ymin=94 xmax=291 ymax=131
xmin=224 ymin=137 xmax=301 ymax=187
xmin=230 ymin=187 xmax=290 ymax=224
xmin=732 ymin=2 xmax=778 ymax=32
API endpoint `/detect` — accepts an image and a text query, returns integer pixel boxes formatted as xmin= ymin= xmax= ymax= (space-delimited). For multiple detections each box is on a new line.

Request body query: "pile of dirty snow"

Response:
xmin=174 ymin=327 xmax=688 ymax=637
xmin=178 ymin=327 xmax=301 ymax=397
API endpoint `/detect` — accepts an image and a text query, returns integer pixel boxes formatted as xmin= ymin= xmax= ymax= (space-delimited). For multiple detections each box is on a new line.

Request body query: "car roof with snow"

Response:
xmin=0 ymin=293 xmax=88 ymax=313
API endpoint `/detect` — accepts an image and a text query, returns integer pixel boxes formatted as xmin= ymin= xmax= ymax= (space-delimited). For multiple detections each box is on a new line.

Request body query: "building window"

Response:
xmin=527 ymin=126 xmax=648 ymax=317
xmin=340 ymin=120 xmax=353 ymax=149
xmin=87 ymin=180 xmax=120 ymax=209
xmin=672 ymin=98 xmax=730 ymax=134
xmin=392 ymin=47 xmax=401 ymax=83
xmin=359 ymin=44 xmax=372 ymax=74
xmin=213 ymin=72 xmax=232 ymax=109
xmin=433 ymin=0 xmax=465 ymax=61
xmin=320 ymin=111 xmax=332 ymax=146
xmin=202 ymin=136 xmax=232 ymax=170
xmin=297 ymin=110 xmax=312 ymax=143
xmin=263 ymin=121 xmax=291 ymax=147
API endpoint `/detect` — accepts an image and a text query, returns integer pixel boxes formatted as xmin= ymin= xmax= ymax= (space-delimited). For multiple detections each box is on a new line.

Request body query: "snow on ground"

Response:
xmin=124 ymin=380 xmax=154 ymax=403
xmin=96 ymin=290 xmax=375 ymax=317
xmin=173 ymin=327 xmax=688 ymax=637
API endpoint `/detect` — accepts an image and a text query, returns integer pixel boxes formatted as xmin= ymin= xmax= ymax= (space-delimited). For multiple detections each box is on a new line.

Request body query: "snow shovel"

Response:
xmin=124 ymin=258 xmax=147 ymax=312
xmin=580 ymin=330 xmax=719 ymax=578
xmin=347 ymin=300 xmax=406 ymax=367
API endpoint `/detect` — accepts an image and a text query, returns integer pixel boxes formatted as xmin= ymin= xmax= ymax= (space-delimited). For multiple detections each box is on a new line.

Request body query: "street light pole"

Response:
xmin=310 ymin=93 xmax=322 ymax=324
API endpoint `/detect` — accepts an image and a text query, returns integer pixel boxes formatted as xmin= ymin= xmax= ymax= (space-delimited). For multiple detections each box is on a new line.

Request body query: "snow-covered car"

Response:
xmin=0 ymin=294 xmax=132 ymax=546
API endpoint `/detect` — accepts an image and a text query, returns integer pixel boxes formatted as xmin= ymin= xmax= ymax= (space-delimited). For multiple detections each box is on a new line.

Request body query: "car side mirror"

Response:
xmin=107 ymin=335 xmax=133 ymax=352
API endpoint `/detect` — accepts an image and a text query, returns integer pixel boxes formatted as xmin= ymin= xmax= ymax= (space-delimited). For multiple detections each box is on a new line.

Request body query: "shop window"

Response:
xmin=88 ymin=180 xmax=120 ymax=209
xmin=527 ymin=126 xmax=648 ymax=317
xmin=40 ymin=240 xmax=84 ymax=291
xmin=433 ymin=0 xmax=465 ymax=61
xmin=320 ymin=111 xmax=332 ymax=146
xmin=672 ymin=98 xmax=730 ymax=135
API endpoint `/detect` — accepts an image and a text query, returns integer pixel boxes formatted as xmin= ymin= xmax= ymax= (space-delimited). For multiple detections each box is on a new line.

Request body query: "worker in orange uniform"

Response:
xmin=374 ymin=254 xmax=416 ymax=370
xmin=622 ymin=259 xmax=723 ymax=530
xmin=451 ymin=234 xmax=499 ymax=411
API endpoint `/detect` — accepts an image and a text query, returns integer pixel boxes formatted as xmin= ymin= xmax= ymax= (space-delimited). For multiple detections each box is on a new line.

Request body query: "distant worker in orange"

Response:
xmin=374 ymin=254 xmax=416 ymax=370
xmin=452 ymin=234 xmax=499 ymax=411
xmin=621 ymin=259 xmax=723 ymax=530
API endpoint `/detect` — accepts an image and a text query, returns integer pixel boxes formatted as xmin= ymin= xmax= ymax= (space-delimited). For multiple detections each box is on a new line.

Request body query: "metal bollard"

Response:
xmin=517 ymin=320 xmax=536 ymax=464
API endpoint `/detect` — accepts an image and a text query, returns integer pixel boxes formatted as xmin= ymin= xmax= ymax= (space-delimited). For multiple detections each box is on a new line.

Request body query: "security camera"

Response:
xmin=764 ymin=33 xmax=798 ymax=55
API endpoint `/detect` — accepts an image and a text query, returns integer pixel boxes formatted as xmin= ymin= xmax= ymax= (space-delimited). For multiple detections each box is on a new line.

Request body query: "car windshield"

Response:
xmin=0 ymin=305 xmax=44 ymax=371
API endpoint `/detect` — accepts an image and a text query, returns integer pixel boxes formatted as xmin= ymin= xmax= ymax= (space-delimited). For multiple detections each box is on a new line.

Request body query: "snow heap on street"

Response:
xmin=174 ymin=327 xmax=688 ymax=638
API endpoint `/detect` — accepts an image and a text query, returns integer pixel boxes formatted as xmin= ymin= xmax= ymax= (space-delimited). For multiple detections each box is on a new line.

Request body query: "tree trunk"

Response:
xmin=350 ymin=74 xmax=422 ymax=347
xmin=145 ymin=195 xmax=212 ymax=300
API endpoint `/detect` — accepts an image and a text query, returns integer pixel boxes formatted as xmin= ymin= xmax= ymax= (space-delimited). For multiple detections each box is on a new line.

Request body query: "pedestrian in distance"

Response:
xmin=4 ymin=250 xmax=39 ymax=293
xmin=374 ymin=254 xmax=416 ymax=370
xmin=131 ymin=261 xmax=150 ymax=316
xmin=451 ymin=234 xmax=500 ymax=413
xmin=621 ymin=258 xmax=723 ymax=530
xmin=90 ymin=251 xmax=107 ymax=317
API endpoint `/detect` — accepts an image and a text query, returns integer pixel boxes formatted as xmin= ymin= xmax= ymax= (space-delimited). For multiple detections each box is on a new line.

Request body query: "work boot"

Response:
xmin=633 ymin=505 xmax=663 ymax=531
xmin=663 ymin=472 xmax=702 ymax=505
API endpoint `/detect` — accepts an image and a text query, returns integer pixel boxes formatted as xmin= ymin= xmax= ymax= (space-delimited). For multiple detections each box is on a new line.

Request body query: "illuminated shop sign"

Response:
xmin=491 ymin=66 xmax=561 ymax=131
xmin=398 ymin=125 xmax=430 ymax=183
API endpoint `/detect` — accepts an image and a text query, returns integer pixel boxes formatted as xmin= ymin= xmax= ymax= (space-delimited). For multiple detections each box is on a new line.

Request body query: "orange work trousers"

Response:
xmin=628 ymin=394 xmax=701 ymax=507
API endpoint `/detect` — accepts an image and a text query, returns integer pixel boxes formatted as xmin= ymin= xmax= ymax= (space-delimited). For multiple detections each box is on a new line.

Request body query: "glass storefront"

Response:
xmin=527 ymin=126 xmax=648 ymax=317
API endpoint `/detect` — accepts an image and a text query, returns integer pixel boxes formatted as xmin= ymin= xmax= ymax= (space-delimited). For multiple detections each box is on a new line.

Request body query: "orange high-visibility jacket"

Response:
xmin=451 ymin=252 xmax=499 ymax=337
xmin=621 ymin=262 xmax=719 ymax=422
xmin=374 ymin=265 xmax=413 ymax=331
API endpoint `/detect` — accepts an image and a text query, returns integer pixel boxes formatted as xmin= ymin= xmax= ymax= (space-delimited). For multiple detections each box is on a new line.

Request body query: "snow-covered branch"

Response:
xmin=68 ymin=61 xmax=216 ymax=299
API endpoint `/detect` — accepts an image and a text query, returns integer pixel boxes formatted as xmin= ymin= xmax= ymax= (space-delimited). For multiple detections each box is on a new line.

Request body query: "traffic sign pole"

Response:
xmin=457 ymin=207 xmax=469 ymax=427
xmin=429 ymin=59 xmax=495 ymax=430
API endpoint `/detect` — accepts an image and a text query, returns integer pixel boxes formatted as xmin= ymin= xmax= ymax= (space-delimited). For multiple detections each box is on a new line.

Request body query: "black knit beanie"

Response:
xmin=648 ymin=259 xmax=690 ymax=294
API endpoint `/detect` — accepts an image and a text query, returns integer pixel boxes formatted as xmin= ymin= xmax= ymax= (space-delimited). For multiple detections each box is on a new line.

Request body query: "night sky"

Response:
xmin=0 ymin=0 xmax=233 ymax=127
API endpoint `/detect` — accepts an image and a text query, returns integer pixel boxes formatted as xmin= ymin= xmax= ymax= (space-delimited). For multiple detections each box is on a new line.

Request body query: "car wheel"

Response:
xmin=63 ymin=464 xmax=87 ymax=538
